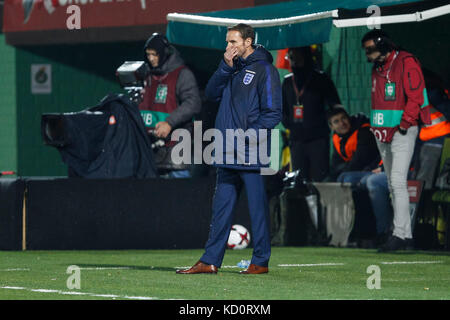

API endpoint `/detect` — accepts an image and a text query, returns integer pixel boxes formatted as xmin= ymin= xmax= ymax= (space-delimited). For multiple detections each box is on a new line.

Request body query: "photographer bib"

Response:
xmin=138 ymin=65 xmax=186 ymax=127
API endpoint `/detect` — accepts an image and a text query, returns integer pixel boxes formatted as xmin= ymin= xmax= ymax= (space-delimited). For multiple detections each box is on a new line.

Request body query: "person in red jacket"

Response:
xmin=362 ymin=29 xmax=430 ymax=252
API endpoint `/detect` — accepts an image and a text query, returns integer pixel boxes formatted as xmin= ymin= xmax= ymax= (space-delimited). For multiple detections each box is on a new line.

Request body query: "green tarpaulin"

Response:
xmin=166 ymin=0 xmax=449 ymax=50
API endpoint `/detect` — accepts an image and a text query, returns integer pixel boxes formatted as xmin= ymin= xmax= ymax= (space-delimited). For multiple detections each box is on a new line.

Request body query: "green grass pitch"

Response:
xmin=0 ymin=247 xmax=449 ymax=300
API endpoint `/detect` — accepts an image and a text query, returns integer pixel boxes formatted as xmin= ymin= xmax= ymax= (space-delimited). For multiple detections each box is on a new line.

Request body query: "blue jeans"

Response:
xmin=160 ymin=170 xmax=191 ymax=179
xmin=361 ymin=172 xmax=392 ymax=235
xmin=337 ymin=171 xmax=392 ymax=235
xmin=337 ymin=171 xmax=371 ymax=185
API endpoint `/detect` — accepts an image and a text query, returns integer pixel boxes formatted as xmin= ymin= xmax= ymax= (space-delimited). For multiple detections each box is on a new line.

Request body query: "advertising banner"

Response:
xmin=3 ymin=0 xmax=254 ymax=32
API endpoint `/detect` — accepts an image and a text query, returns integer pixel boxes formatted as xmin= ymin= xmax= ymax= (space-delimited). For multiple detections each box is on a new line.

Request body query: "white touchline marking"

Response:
xmin=176 ymin=263 xmax=347 ymax=269
xmin=78 ymin=267 xmax=132 ymax=271
xmin=385 ymin=278 xmax=450 ymax=282
xmin=381 ymin=261 xmax=443 ymax=265
xmin=0 ymin=268 xmax=30 ymax=272
xmin=0 ymin=286 xmax=157 ymax=300
xmin=59 ymin=291 xmax=89 ymax=296
xmin=222 ymin=266 xmax=240 ymax=268
xmin=30 ymin=289 xmax=60 ymax=293
xmin=278 ymin=263 xmax=345 ymax=267
xmin=90 ymin=294 xmax=119 ymax=298
xmin=174 ymin=265 xmax=240 ymax=269
xmin=124 ymin=296 xmax=158 ymax=300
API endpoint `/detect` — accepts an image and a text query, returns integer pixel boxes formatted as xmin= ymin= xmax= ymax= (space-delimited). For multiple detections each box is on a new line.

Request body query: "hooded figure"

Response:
xmin=139 ymin=33 xmax=201 ymax=175
xmin=143 ymin=33 xmax=170 ymax=75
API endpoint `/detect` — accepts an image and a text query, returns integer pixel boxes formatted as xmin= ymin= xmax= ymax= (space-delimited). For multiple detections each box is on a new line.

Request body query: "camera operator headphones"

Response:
xmin=149 ymin=33 xmax=173 ymax=56
xmin=144 ymin=33 xmax=174 ymax=72
xmin=373 ymin=35 xmax=394 ymax=56
xmin=362 ymin=29 xmax=395 ymax=56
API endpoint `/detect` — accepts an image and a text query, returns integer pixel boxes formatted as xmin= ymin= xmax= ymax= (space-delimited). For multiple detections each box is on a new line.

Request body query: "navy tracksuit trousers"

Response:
xmin=200 ymin=167 xmax=271 ymax=268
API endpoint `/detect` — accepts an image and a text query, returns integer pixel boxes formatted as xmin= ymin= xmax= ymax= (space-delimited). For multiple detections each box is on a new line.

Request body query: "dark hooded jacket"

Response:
xmin=142 ymin=39 xmax=201 ymax=131
xmin=205 ymin=45 xmax=282 ymax=170
xmin=140 ymin=37 xmax=201 ymax=171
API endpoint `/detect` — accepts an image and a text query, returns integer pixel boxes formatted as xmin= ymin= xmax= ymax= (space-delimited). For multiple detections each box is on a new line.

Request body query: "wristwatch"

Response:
xmin=398 ymin=126 xmax=407 ymax=135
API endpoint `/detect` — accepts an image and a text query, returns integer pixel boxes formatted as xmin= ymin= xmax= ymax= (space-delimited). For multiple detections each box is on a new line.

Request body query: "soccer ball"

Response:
xmin=227 ymin=224 xmax=250 ymax=249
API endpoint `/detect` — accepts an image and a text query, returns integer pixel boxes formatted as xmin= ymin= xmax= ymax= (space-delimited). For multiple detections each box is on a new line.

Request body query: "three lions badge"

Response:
xmin=243 ymin=70 xmax=255 ymax=85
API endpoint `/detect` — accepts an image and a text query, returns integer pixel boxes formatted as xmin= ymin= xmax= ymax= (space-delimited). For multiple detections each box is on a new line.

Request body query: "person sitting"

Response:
xmin=327 ymin=72 xmax=450 ymax=251
xmin=336 ymin=74 xmax=450 ymax=251
xmin=326 ymin=106 xmax=382 ymax=247
xmin=327 ymin=106 xmax=381 ymax=181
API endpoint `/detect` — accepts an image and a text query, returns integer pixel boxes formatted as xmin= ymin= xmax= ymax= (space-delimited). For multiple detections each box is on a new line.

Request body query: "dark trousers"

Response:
xmin=200 ymin=168 xmax=271 ymax=268
xmin=290 ymin=137 xmax=329 ymax=181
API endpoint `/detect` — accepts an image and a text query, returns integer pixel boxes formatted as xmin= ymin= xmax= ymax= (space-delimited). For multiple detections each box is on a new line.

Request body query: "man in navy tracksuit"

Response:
xmin=176 ymin=24 xmax=282 ymax=275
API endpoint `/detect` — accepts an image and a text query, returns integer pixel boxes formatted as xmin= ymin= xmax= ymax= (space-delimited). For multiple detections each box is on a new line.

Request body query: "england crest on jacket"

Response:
xmin=243 ymin=70 xmax=255 ymax=85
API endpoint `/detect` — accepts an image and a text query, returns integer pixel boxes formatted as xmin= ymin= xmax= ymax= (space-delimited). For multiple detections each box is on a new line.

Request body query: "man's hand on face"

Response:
xmin=224 ymin=47 xmax=239 ymax=68
xmin=155 ymin=121 xmax=172 ymax=139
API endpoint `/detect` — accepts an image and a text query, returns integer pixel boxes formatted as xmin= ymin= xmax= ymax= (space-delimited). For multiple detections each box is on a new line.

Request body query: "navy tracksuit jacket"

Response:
xmin=200 ymin=45 xmax=282 ymax=268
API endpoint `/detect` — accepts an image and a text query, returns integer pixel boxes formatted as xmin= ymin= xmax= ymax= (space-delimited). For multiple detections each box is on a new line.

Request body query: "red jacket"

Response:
xmin=370 ymin=50 xmax=431 ymax=143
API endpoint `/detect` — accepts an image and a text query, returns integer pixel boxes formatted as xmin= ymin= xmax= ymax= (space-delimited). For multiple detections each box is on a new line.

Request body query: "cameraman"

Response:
xmin=139 ymin=33 xmax=201 ymax=178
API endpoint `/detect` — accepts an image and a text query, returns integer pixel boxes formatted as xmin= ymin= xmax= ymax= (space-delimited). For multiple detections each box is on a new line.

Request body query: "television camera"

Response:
xmin=115 ymin=61 xmax=150 ymax=104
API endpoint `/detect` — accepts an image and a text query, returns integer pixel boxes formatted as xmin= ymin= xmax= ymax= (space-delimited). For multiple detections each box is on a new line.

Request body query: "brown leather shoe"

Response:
xmin=240 ymin=264 xmax=268 ymax=274
xmin=176 ymin=261 xmax=218 ymax=274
